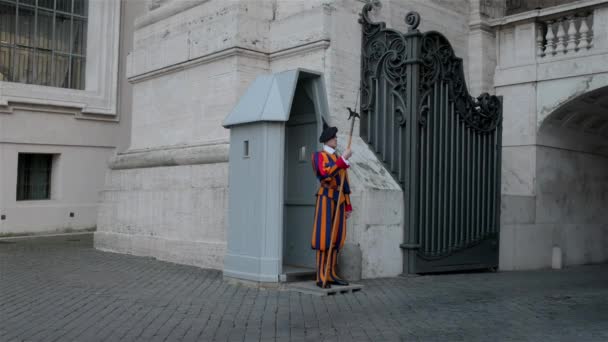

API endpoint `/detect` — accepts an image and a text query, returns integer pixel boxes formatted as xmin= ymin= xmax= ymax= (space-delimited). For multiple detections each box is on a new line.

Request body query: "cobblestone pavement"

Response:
xmin=1 ymin=234 xmax=608 ymax=342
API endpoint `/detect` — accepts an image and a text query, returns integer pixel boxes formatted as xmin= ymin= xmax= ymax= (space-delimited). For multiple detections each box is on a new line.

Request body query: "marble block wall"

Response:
xmin=96 ymin=0 xmax=477 ymax=278
xmin=96 ymin=161 xmax=229 ymax=269
xmin=494 ymin=4 xmax=608 ymax=270
xmin=96 ymin=0 xmax=268 ymax=270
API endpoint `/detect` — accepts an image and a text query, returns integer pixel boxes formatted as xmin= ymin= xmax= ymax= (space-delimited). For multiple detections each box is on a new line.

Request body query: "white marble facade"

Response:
xmin=0 ymin=0 xmax=124 ymax=237
xmin=492 ymin=0 xmax=608 ymax=269
xmin=95 ymin=0 xmax=608 ymax=278
xmin=95 ymin=0 xmax=472 ymax=279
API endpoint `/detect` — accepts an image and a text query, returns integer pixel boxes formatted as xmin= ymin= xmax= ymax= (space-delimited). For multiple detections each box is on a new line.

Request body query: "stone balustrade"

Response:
xmin=537 ymin=12 xmax=594 ymax=58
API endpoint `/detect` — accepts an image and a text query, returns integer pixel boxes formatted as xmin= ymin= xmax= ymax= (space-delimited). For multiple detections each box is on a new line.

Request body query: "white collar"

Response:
xmin=323 ymin=145 xmax=336 ymax=154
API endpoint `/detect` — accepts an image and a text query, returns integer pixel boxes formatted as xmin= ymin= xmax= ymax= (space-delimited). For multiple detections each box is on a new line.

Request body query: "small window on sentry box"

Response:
xmin=16 ymin=153 xmax=54 ymax=201
xmin=243 ymin=140 xmax=249 ymax=158
xmin=298 ymin=146 xmax=307 ymax=163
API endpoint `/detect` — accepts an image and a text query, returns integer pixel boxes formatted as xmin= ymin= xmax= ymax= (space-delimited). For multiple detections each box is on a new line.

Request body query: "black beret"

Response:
xmin=319 ymin=126 xmax=338 ymax=143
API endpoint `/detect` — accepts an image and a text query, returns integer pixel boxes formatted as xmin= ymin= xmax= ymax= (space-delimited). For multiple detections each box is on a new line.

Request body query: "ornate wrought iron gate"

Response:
xmin=359 ymin=4 xmax=503 ymax=274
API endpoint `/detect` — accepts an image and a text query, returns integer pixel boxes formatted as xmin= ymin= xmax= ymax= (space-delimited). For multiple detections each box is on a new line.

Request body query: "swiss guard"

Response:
xmin=311 ymin=122 xmax=353 ymax=288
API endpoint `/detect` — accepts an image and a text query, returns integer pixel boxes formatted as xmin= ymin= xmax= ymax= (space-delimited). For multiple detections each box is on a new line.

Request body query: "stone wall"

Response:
xmin=96 ymin=0 xmax=248 ymax=270
xmin=1 ymin=130 xmax=115 ymax=235
xmin=96 ymin=160 xmax=228 ymax=269
xmin=501 ymin=143 xmax=608 ymax=269
xmin=337 ymin=135 xmax=404 ymax=279
xmin=494 ymin=2 xmax=608 ymax=270
xmin=0 ymin=0 xmax=125 ymax=236
xmin=537 ymin=146 xmax=608 ymax=264
xmin=96 ymin=0 xmax=481 ymax=279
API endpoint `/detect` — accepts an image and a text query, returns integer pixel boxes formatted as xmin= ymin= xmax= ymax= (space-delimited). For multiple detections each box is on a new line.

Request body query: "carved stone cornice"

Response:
xmin=109 ymin=141 xmax=229 ymax=170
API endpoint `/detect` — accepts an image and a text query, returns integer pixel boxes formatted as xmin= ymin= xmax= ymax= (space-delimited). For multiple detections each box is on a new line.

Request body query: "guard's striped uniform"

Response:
xmin=311 ymin=150 xmax=352 ymax=284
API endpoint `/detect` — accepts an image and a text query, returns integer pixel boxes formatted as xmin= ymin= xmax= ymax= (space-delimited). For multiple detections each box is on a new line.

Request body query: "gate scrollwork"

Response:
xmin=359 ymin=3 xmax=503 ymax=273
xmin=419 ymin=32 xmax=502 ymax=132
xmin=359 ymin=3 xmax=412 ymax=184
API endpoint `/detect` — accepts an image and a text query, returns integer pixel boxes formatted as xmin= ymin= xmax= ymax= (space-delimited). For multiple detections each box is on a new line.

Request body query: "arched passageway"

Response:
xmin=536 ymin=86 xmax=608 ymax=266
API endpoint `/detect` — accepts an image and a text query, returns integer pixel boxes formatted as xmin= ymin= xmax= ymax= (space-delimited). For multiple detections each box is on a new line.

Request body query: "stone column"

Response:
xmin=467 ymin=0 xmax=505 ymax=95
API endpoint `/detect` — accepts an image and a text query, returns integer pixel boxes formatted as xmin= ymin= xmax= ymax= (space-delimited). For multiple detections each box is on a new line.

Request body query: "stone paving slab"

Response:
xmin=286 ymin=281 xmax=364 ymax=296
xmin=2 ymin=233 xmax=608 ymax=341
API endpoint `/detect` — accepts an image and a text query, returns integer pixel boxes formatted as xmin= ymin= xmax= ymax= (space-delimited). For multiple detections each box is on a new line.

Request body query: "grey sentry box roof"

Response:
xmin=223 ymin=71 xmax=303 ymax=126
xmin=223 ymin=69 xmax=329 ymax=282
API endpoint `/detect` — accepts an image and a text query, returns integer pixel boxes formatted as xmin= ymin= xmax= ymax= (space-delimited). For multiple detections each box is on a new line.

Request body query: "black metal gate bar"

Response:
xmin=359 ymin=4 xmax=502 ymax=273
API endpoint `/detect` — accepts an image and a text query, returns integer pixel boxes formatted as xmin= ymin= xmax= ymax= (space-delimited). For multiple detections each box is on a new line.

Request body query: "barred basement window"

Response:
xmin=0 ymin=0 xmax=88 ymax=89
xmin=16 ymin=153 xmax=54 ymax=201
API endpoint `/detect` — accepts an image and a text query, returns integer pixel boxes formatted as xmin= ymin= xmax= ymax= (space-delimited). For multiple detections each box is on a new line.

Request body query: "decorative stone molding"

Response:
xmin=0 ymin=102 xmax=79 ymax=116
xmin=538 ymin=12 xmax=594 ymax=58
xmin=127 ymin=47 xmax=267 ymax=84
xmin=127 ymin=40 xmax=331 ymax=84
xmin=493 ymin=0 xmax=608 ymax=74
xmin=269 ymin=40 xmax=331 ymax=62
xmin=109 ymin=142 xmax=229 ymax=170
xmin=0 ymin=0 xmax=121 ymax=116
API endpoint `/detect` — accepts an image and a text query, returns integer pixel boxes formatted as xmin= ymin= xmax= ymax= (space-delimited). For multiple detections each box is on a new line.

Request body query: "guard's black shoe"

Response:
xmin=330 ymin=278 xmax=349 ymax=286
xmin=316 ymin=281 xmax=331 ymax=289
